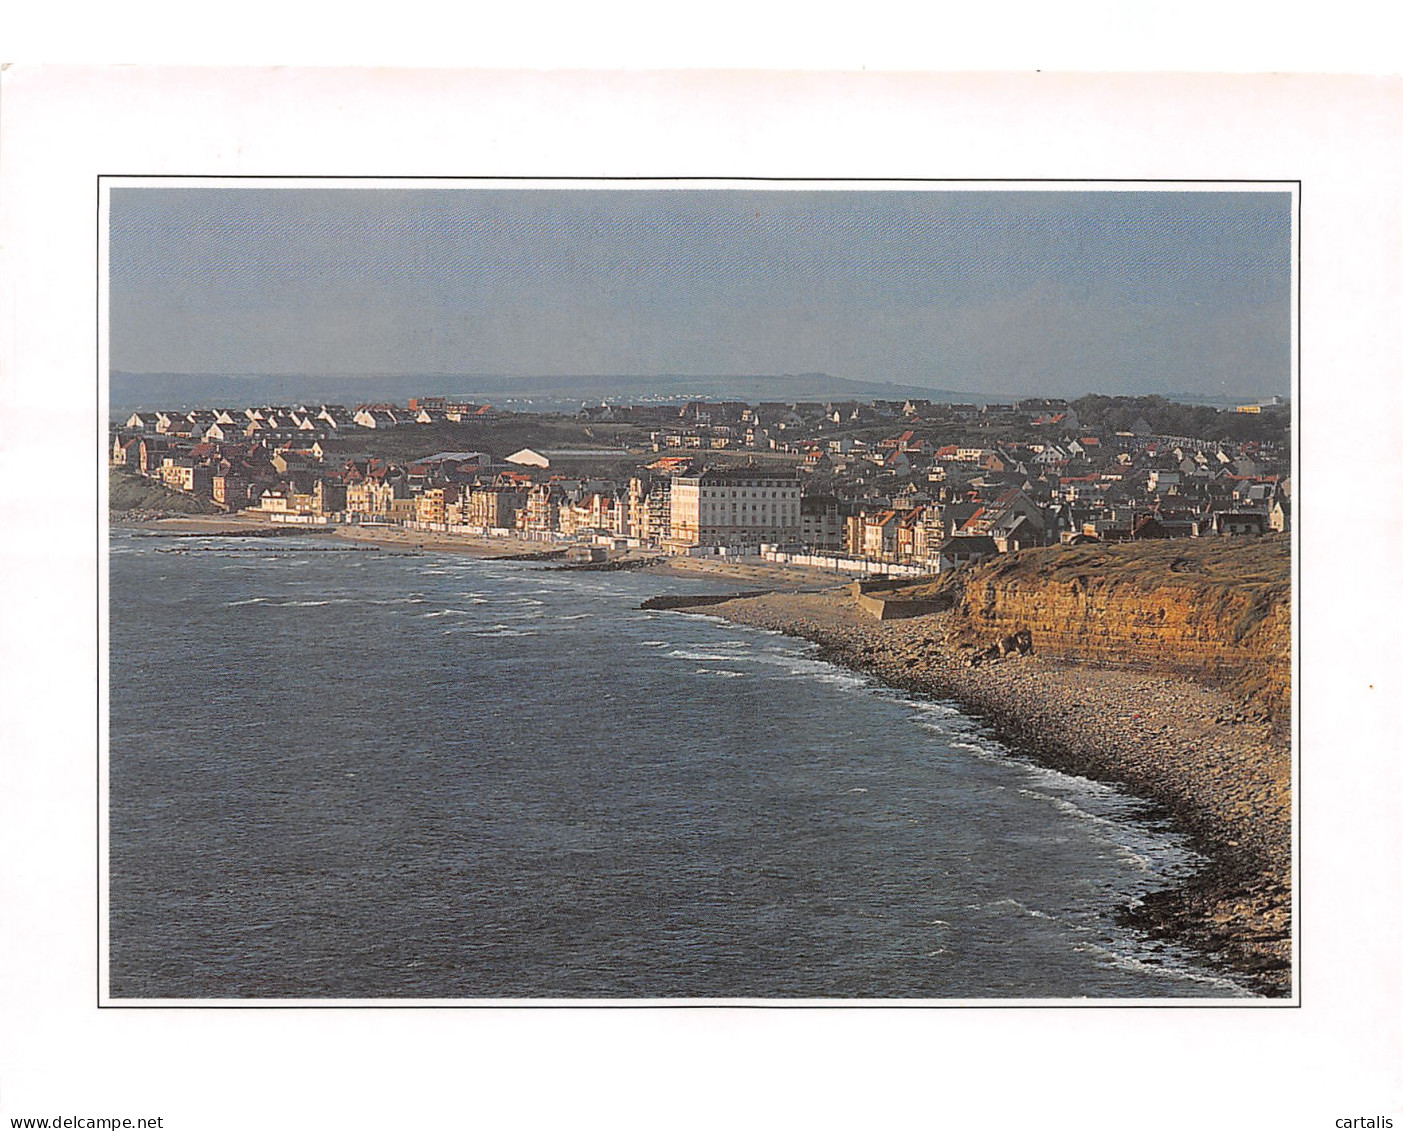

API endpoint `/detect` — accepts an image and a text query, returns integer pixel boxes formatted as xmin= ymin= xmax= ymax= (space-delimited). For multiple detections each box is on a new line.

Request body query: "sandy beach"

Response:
xmin=115 ymin=512 xmax=848 ymax=585
xmin=681 ymin=589 xmax=1292 ymax=996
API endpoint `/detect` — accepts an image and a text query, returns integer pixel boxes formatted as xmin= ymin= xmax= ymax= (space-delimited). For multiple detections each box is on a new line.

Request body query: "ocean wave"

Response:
xmin=224 ymin=597 xmax=269 ymax=607
xmin=669 ymin=649 xmax=752 ymax=662
xmin=806 ymin=670 xmax=869 ymax=691
xmin=558 ymin=613 xmax=593 ymax=621
xmin=1071 ymin=939 xmax=1252 ymax=995
xmin=945 ymin=738 xmax=1009 ymax=763
xmin=1015 ymin=790 xmax=1157 ymax=873
xmin=694 ymin=668 xmax=746 ymax=678
xmin=985 ymin=897 xmax=1056 ymax=921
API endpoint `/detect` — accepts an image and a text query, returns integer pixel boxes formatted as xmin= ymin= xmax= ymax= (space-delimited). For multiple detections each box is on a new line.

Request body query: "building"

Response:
xmin=416 ymin=484 xmax=463 ymax=525
xmin=518 ymin=482 xmax=563 ymax=536
xmin=800 ymin=494 xmax=844 ymax=551
xmin=212 ymin=473 xmax=250 ymax=509
xmin=467 ymin=487 xmax=526 ymax=529
xmin=668 ymin=466 xmax=801 ymax=550
xmin=938 ymin=534 xmax=1000 ymax=572
xmin=506 ymin=447 xmax=632 ymax=469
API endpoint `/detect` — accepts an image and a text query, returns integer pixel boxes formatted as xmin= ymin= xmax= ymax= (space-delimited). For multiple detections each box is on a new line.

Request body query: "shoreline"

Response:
xmin=112 ymin=513 xmax=1290 ymax=995
xmin=111 ymin=513 xmax=847 ymax=587
xmin=677 ymin=589 xmax=1292 ymax=998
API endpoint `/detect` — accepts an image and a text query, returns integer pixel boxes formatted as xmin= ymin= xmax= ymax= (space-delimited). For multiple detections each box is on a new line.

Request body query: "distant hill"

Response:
xmin=108 ymin=371 xmax=1021 ymax=414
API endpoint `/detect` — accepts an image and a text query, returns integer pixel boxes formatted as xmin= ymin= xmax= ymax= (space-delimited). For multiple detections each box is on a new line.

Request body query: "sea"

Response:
xmin=107 ymin=529 xmax=1250 ymax=999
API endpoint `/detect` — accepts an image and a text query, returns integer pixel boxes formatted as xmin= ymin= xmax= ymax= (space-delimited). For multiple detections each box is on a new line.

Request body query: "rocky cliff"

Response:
xmin=905 ymin=537 xmax=1292 ymax=732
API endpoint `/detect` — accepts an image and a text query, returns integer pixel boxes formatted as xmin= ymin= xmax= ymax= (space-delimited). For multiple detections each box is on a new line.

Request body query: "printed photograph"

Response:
xmin=103 ymin=181 xmax=1294 ymax=1001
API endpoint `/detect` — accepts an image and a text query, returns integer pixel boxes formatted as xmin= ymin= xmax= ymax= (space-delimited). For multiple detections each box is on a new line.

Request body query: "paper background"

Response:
xmin=2 ymin=66 xmax=1399 ymax=1128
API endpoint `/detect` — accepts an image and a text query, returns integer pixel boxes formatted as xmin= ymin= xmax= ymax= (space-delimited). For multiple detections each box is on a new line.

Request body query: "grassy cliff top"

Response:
xmin=902 ymin=535 xmax=1290 ymax=603
xmin=109 ymin=469 xmax=221 ymax=515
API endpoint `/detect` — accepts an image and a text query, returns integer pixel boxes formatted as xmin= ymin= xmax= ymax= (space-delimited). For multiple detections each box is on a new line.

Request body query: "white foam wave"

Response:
xmin=1015 ymin=789 xmax=1154 ymax=872
xmin=473 ymin=628 xmax=537 ymax=637
xmin=808 ymin=671 xmax=869 ymax=690
xmin=558 ymin=613 xmax=592 ymax=621
xmin=225 ymin=597 xmax=269 ymax=606
xmin=986 ymin=898 xmax=1056 ymax=921
xmin=669 ymin=649 xmax=750 ymax=662
xmin=946 ymin=738 xmax=1007 ymax=763
xmin=1071 ymin=940 xmax=1252 ymax=995
xmin=694 ymin=668 xmax=746 ymax=678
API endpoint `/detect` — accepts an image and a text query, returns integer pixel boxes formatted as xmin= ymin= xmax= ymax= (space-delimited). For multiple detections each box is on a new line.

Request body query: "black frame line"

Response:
xmin=96 ymin=173 xmax=1303 ymax=1011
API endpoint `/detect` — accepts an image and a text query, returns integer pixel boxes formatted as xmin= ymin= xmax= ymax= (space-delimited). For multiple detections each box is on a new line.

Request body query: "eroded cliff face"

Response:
xmin=933 ymin=538 xmax=1292 ymax=730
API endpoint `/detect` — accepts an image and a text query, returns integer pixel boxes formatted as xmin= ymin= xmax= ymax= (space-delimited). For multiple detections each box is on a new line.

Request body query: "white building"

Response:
xmin=668 ymin=467 xmax=801 ymax=550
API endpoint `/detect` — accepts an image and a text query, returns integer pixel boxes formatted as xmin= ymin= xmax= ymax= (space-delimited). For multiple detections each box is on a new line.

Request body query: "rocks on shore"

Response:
xmin=683 ymin=590 xmax=1292 ymax=998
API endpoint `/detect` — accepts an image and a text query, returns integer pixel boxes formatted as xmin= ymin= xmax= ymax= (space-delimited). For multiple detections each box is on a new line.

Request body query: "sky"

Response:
xmin=108 ymin=185 xmax=1293 ymax=399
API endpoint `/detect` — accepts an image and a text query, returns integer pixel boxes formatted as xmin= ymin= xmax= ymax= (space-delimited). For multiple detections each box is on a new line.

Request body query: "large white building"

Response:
xmin=668 ymin=467 xmax=801 ymax=550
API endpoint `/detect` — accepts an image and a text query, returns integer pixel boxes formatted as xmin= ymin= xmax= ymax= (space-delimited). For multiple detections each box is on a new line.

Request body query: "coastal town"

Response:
xmin=111 ymin=391 xmax=1291 ymax=573
xmin=109 ymin=386 xmax=1296 ymax=995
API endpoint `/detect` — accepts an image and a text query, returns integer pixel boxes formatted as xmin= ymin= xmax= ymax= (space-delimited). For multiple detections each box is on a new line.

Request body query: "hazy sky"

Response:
xmin=109 ymin=186 xmax=1292 ymax=398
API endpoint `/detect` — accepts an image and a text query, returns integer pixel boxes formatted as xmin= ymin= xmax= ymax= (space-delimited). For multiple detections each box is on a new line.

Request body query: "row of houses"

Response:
xmin=113 ymin=395 xmax=1290 ymax=572
xmin=121 ymin=400 xmax=496 ymax=443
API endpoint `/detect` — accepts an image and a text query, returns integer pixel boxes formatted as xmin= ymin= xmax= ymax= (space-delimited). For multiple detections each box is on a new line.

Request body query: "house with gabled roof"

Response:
xmin=201 ymin=420 xmax=244 ymax=443
xmin=860 ymin=510 xmax=902 ymax=559
xmin=137 ymin=437 xmax=171 ymax=475
xmin=1212 ymin=511 xmax=1270 ymax=536
xmin=112 ymin=436 xmax=142 ymax=467
xmin=354 ymin=408 xmax=400 ymax=429
xmin=937 ymin=534 xmax=999 ymax=572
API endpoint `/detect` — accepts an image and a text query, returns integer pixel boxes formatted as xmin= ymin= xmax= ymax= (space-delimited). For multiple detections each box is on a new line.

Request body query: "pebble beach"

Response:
xmin=692 ymin=589 xmax=1293 ymax=997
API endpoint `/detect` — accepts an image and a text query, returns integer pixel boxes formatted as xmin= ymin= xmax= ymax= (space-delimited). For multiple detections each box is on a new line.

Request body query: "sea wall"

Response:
xmin=850 ymin=578 xmax=955 ymax=621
